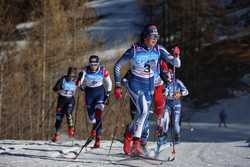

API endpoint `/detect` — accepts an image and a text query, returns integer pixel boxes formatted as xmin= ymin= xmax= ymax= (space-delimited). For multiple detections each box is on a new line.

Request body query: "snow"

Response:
xmin=1 ymin=93 xmax=250 ymax=167
xmin=16 ymin=22 xmax=38 ymax=31
xmin=84 ymin=0 xmax=145 ymax=60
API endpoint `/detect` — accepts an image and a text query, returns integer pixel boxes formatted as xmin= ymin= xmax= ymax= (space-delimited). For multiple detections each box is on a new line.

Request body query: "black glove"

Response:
xmin=104 ymin=91 xmax=111 ymax=105
xmin=79 ymin=84 xmax=85 ymax=91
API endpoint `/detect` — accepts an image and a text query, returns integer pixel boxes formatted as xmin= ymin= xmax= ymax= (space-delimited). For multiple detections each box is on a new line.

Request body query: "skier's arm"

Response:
xmin=164 ymin=86 xmax=170 ymax=96
xmin=159 ymin=45 xmax=181 ymax=68
xmin=53 ymin=77 xmax=64 ymax=92
xmin=114 ymin=48 xmax=133 ymax=87
xmin=103 ymin=69 xmax=112 ymax=92
xmin=160 ymin=59 xmax=169 ymax=83
xmin=76 ymin=69 xmax=86 ymax=87
xmin=177 ymin=79 xmax=189 ymax=96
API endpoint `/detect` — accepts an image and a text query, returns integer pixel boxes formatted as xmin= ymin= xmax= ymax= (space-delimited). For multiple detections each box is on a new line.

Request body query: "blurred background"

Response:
xmin=0 ymin=0 xmax=249 ymax=140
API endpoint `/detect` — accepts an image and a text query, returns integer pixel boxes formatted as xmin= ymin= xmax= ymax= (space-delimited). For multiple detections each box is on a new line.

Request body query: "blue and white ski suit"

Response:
xmin=78 ymin=65 xmax=112 ymax=135
xmin=114 ymin=43 xmax=181 ymax=139
xmin=163 ymin=79 xmax=189 ymax=135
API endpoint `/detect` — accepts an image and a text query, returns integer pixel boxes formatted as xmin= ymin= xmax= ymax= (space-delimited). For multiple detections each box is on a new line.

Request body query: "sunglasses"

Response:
xmin=147 ymin=34 xmax=160 ymax=40
xmin=89 ymin=63 xmax=99 ymax=66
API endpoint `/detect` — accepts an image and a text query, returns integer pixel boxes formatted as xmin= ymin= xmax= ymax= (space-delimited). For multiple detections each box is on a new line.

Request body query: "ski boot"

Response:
xmin=123 ymin=130 xmax=133 ymax=155
xmin=68 ymin=127 xmax=75 ymax=137
xmin=51 ymin=132 xmax=60 ymax=142
xmin=93 ymin=136 xmax=101 ymax=148
xmin=131 ymin=138 xmax=144 ymax=156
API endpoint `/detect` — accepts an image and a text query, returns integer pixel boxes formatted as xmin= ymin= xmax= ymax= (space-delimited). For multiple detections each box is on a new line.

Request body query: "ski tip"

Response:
xmin=167 ymin=156 xmax=175 ymax=161
xmin=73 ymin=156 xmax=78 ymax=160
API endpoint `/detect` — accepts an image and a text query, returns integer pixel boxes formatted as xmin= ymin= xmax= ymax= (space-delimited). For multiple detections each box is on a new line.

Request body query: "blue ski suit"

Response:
xmin=114 ymin=43 xmax=181 ymax=139
xmin=77 ymin=65 xmax=112 ymax=136
xmin=164 ymin=79 xmax=189 ymax=136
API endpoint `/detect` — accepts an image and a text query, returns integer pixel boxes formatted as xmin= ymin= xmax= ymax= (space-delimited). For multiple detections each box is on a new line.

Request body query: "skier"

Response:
xmin=154 ymin=58 xmax=171 ymax=119
xmin=114 ymin=24 xmax=181 ymax=155
xmin=157 ymin=69 xmax=189 ymax=147
xmin=218 ymin=109 xmax=227 ymax=128
xmin=52 ymin=67 xmax=78 ymax=142
xmin=77 ymin=55 xmax=112 ymax=148
xmin=128 ymin=58 xmax=170 ymax=152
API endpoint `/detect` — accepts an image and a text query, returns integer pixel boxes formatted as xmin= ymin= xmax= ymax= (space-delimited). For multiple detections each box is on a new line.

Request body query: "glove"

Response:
xmin=175 ymin=91 xmax=182 ymax=98
xmin=76 ymin=79 xmax=81 ymax=86
xmin=114 ymin=86 xmax=122 ymax=99
xmin=173 ymin=46 xmax=180 ymax=57
xmin=79 ymin=84 xmax=85 ymax=91
xmin=104 ymin=91 xmax=111 ymax=105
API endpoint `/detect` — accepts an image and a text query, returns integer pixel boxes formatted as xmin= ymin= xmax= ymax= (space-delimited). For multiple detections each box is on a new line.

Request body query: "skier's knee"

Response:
xmin=95 ymin=109 xmax=102 ymax=119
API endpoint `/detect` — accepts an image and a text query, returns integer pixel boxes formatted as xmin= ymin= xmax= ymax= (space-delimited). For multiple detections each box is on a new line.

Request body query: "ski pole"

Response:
xmin=39 ymin=99 xmax=56 ymax=128
xmin=74 ymin=101 xmax=115 ymax=159
xmin=168 ymin=66 xmax=176 ymax=161
xmin=73 ymin=91 xmax=80 ymax=135
xmin=108 ymin=89 xmax=128 ymax=155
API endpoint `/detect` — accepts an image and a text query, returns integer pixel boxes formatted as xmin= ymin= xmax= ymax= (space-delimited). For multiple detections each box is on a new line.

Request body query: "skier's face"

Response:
xmin=144 ymin=34 xmax=159 ymax=48
xmin=89 ymin=63 xmax=99 ymax=71
xmin=66 ymin=74 xmax=76 ymax=81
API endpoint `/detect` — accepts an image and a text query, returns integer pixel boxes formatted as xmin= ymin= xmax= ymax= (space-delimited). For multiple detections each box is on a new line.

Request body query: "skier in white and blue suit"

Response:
xmin=77 ymin=55 xmax=112 ymax=148
xmin=114 ymin=24 xmax=181 ymax=155
xmin=157 ymin=69 xmax=189 ymax=150
xmin=155 ymin=69 xmax=189 ymax=156
xmin=165 ymin=70 xmax=188 ymax=142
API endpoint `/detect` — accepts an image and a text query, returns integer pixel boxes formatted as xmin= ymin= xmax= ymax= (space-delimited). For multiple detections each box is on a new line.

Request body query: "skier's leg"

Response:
xmin=85 ymin=92 xmax=96 ymax=137
xmin=94 ymin=104 xmax=104 ymax=136
xmin=222 ymin=119 xmax=227 ymax=128
xmin=218 ymin=121 xmax=221 ymax=127
xmin=154 ymin=84 xmax=165 ymax=119
xmin=52 ymin=96 xmax=65 ymax=142
xmin=65 ymin=97 xmax=75 ymax=137
xmin=130 ymin=98 xmax=137 ymax=119
xmin=162 ymin=108 xmax=170 ymax=134
xmin=140 ymin=114 xmax=150 ymax=154
xmin=55 ymin=109 xmax=65 ymax=132
xmin=155 ymin=107 xmax=170 ymax=156
xmin=93 ymin=102 xmax=104 ymax=148
xmin=174 ymin=106 xmax=181 ymax=143
xmin=124 ymin=87 xmax=148 ymax=155
xmin=131 ymin=92 xmax=151 ymax=155
xmin=123 ymin=98 xmax=136 ymax=154
xmin=92 ymin=87 xmax=105 ymax=148
xmin=123 ymin=76 xmax=153 ymax=155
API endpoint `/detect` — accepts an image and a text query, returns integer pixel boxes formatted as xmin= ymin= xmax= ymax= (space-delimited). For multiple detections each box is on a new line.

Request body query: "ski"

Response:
xmin=135 ymin=154 xmax=167 ymax=163
xmin=109 ymin=153 xmax=171 ymax=165
xmin=73 ymin=104 xmax=114 ymax=160
xmin=72 ymin=136 xmax=94 ymax=159
xmin=167 ymin=154 xmax=175 ymax=161
xmin=138 ymin=152 xmax=176 ymax=163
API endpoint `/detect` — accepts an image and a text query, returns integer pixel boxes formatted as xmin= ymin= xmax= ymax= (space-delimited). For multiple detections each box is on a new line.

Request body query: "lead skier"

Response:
xmin=114 ymin=24 xmax=181 ymax=155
